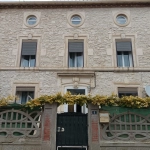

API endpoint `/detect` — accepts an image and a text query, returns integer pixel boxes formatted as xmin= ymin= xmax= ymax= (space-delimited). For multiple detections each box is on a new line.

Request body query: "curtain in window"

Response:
xmin=28 ymin=91 xmax=34 ymax=101
xmin=117 ymin=52 xmax=123 ymax=67
xmin=124 ymin=52 xmax=130 ymax=67
xmin=30 ymin=55 xmax=35 ymax=67
xmin=21 ymin=92 xmax=28 ymax=104
xmin=69 ymin=53 xmax=75 ymax=67
xmin=77 ymin=52 xmax=83 ymax=67
xmin=21 ymin=56 xmax=29 ymax=67
xmin=69 ymin=52 xmax=83 ymax=67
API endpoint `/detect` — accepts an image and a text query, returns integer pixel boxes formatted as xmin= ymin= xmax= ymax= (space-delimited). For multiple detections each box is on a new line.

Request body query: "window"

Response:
xmin=116 ymin=14 xmax=127 ymax=25
xmin=27 ymin=15 xmax=37 ymax=25
xmin=20 ymin=40 xmax=37 ymax=67
xmin=116 ymin=41 xmax=133 ymax=67
xmin=16 ymin=87 xmax=35 ymax=104
xmin=118 ymin=87 xmax=138 ymax=98
xmin=67 ymin=89 xmax=85 ymax=113
xmin=68 ymin=40 xmax=84 ymax=67
xmin=113 ymin=12 xmax=130 ymax=27
xmin=71 ymin=15 xmax=82 ymax=25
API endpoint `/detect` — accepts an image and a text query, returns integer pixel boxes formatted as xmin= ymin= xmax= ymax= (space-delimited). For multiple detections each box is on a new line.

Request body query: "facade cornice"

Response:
xmin=0 ymin=1 xmax=150 ymax=9
xmin=0 ymin=67 xmax=150 ymax=72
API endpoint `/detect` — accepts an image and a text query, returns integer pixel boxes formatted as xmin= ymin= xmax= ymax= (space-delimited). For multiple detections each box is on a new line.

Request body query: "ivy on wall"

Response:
xmin=1 ymin=92 xmax=150 ymax=109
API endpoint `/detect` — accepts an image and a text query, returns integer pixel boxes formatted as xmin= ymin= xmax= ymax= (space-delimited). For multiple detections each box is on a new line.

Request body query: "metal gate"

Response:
xmin=56 ymin=113 xmax=88 ymax=150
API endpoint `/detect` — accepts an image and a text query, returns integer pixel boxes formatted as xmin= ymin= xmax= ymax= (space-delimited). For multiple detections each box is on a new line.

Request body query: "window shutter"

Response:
xmin=116 ymin=41 xmax=132 ymax=51
xmin=118 ymin=87 xmax=137 ymax=94
xmin=16 ymin=87 xmax=35 ymax=91
xmin=21 ymin=42 xmax=37 ymax=55
xmin=68 ymin=42 xmax=83 ymax=52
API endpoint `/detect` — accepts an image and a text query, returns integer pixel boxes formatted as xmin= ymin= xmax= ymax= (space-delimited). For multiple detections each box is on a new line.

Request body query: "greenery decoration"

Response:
xmin=1 ymin=92 xmax=150 ymax=109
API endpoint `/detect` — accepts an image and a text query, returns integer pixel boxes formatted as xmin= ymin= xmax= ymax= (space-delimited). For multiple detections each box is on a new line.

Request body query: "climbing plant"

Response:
xmin=1 ymin=92 xmax=150 ymax=109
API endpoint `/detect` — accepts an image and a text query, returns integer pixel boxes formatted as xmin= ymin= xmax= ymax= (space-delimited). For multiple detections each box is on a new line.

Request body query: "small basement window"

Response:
xmin=118 ymin=87 xmax=138 ymax=97
xmin=16 ymin=87 xmax=35 ymax=104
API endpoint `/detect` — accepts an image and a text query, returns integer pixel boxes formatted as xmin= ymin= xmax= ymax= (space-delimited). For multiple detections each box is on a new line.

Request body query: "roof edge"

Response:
xmin=1 ymin=0 xmax=150 ymax=5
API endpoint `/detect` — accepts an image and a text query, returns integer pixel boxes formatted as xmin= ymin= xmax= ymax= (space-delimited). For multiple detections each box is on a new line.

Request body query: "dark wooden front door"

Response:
xmin=56 ymin=113 xmax=88 ymax=148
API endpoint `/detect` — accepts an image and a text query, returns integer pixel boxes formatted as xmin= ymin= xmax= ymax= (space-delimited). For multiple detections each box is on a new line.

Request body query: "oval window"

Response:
xmin=71 ymin=15 xmax=82 ymax=25
xmin=116 ymin=15 xmax=127 ymax=25
xmin=27 ymin=15 xmax=37 ymax=25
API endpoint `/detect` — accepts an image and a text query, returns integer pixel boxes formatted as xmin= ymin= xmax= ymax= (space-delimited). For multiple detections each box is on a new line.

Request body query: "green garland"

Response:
xmin=1 ymin=92 xmax=150 ymax=109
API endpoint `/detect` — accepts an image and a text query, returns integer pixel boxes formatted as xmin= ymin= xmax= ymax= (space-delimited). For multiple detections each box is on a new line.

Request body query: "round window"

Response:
xmin=116 ymin=14 xmax=127 ymax=25
xmin=71 ymin=15 xmax=82 ymax=25
xmin=27 ymin=15 xmax=37 ymax=25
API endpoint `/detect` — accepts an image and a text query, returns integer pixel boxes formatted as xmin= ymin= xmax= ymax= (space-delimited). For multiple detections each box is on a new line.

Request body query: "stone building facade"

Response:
xmin=0 ymin=1 xmax=150 ymax=150
xmin=0 ymin=1 xmax=150 ymax=111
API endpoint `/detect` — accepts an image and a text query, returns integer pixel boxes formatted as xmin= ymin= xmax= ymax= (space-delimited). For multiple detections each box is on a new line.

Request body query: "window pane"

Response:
xmin=28 ymin=91 xmax=34 ymax=101
xmin=71 ymin=15 xmax=81 ymax=25
xmin=124 ymin=52 xmax=130 ymax=67
xmin=119 ymin=92 xmax=138 ymax=97
xmin=30 ymin=55 xmax=35 ymax=67
xmin=77 ymin=52 xmax=83 ymax=67
xmin=69 ymin=52 xmax=83 ymax=67
xmin=27 ymin=16 xmax=37 ymax=25
xmin=118 ymin=87 xmax=138 ymax=97
xmin=21 ymin=55 xmax=29 ymax=67
xmin=21 ymin=92 xmax=28 ymax=104
xmin=117 ymin=52 xmax=123 ymax=67
xmin=67 ymin=89 xmax=85 ymax=95
xmin=69 ymin=52 xmax=76 ymax=67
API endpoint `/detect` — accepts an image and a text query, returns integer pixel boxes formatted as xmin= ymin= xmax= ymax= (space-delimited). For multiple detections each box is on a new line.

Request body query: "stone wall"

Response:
xmin=0 ymin=7 xmax=150 ymax=68
xmin=0 ymin=7 xmax=150 ymax=98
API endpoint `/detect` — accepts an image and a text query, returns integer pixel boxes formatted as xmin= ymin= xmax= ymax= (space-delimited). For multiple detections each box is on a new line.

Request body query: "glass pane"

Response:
xmin=67 ymin=89 xmax=85 ymax=95
xmin=21 ymin=55 xmax=29 ymax=67
xmin=117 ymin=52 xmax=123 ymax=67
xmin=28 ymin=91 xmax=34 ymax=101
xmin=71 ymin=15 xmax=81 ymax=25
xmin=27 ymin=16 xmax=37 ymax=25
xmin=124 ymin=52 xmax=130 ymax=67
xmin=69 ymin=52 xmax=76 ymax=67
xmin=116 ymin=15 xmax=127 ymax=25
xmin=30 ymin=55 xmax=35 ymax=67
xmin=21 ymin=92 xmax=28 ymax=104
xmin=118 ymin=92 xmax=138 ymax=97
xmin=77 ymin=52 xmax=83 ymax=67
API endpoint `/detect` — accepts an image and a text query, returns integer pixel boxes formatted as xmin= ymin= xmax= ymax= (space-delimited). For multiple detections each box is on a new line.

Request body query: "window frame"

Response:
xmin=118 ymin=87 xmax=138 ymax=97
xmin=64 ymin=35 xmax=88 ymax=68
xmin=71 ymin=15 xmax=82 ymax=25
xmin=23 ymin=12 xmax=41 ymax=28
xmin=16 ymin=88 xmax=35 ymax=104
xmin=114 ymin=84 xmax=141 ymax=97
xmin=67 ymin=12 xmax=85 ymax=27
xmin=112 ymin=36 xmax=137 ymax=68
xmin=117 ymin=50 xmax=133 ymax=67
xmin=57 ymin=86 xmax=88 ymax=114
xmin=12 ymin=83 xmax=39 ymax=103
xmin=27 ymin=15 xmax=37 ymax=26
xmin=20 ymin=40 xmax=37 ymax=67
xmin=17 ymin=36 xmax=41 ymax=67
xmin=113 ymin=12 xmax=130 ymax=27
xmin=68 ymin=39 xmax=84 ymax=68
